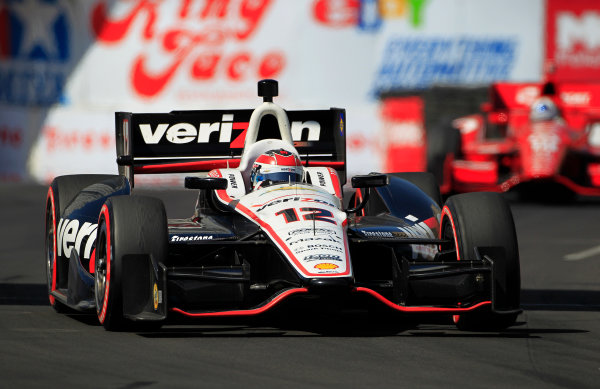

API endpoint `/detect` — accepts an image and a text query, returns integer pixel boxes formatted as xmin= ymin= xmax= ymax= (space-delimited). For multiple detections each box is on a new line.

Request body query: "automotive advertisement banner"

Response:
xmin=1 ymin=0 xmax=547 ymax=183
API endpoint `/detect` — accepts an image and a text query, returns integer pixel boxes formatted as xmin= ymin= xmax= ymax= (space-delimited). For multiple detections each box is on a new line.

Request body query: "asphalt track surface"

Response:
xmin=1 ymin=183 xmax=599 ymax=388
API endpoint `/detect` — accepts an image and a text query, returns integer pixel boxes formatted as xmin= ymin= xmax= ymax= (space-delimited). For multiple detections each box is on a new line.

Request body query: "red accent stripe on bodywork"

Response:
xmin=89 ymin=248 xmax=96 ymax=274
xmin=327 ymin=167 xmax=342 ymax=199
xmin=440 ymin=205 xmax=460 ymax=260
xmin=171 ymin=287 xmax=309 ymax=317
xmin=47 ymin=187 xmax=57 ymax=305
xmin=133 ymin=160 xmax=345 ymax=174
xmin=97 ymin=205 xmax=111 ymax=324
xmin=355 ymin=287 xmax=491 ymax=313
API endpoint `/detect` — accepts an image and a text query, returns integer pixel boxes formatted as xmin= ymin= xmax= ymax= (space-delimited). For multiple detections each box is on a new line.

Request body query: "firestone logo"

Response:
xmin=91 ymin=0 xmax=285 ymax=97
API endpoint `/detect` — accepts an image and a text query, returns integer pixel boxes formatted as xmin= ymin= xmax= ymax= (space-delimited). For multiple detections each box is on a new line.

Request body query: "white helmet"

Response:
xmin=250 ymin=148 xmax=303 ymax=190
xmin=530 ymin=97 xmax=559 ymax=122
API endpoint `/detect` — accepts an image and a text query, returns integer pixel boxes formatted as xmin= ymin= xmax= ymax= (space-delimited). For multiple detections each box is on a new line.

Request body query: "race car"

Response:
xmin=428 ymin=81 xmax=600 ymax=198
xmin=45 ymin=80 xmax=521 ymax=332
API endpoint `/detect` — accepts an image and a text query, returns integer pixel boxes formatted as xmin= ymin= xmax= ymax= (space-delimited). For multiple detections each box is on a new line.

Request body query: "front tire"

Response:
xmin=440 ymin=192 xmax=520 ymax=331
xmin=45 ymin=174 xmax=118 ymax=312
xmin=95 ymin=195 xmax=168 ymax=331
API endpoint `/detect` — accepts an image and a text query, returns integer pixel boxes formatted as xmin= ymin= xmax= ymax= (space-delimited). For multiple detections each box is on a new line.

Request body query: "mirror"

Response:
xmin=351 ymin=174 xmax=388 ymax=189
xmin=185 ymin=177 xmax=228 ymax=190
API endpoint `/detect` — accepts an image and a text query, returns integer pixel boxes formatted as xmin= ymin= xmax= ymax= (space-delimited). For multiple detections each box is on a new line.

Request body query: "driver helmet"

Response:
xmin=530 ymin=97 xmax=559 ymax=122
xmin=250 ymin=148 xmax=303 ymax=190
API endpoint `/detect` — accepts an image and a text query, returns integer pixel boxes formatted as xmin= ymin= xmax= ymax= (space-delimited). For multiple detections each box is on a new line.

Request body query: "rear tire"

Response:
xmin=440 ymin=192 xmax=520 ymax=331
xmin=95 ymin=195 xmax=168 ymax=331
xmin=45 ymin=175 xmax=119 ymax=312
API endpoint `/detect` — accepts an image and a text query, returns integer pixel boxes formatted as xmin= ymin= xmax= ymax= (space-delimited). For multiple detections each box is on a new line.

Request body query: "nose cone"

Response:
xmin=520 ymin=123 xmax=566 ymax=180
xmin=307 ymin=277 xmax=354 ymax=295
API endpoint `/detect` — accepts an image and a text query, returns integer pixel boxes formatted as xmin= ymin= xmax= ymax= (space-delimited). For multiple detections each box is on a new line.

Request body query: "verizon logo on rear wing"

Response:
xmin=115 ymin=108 xmax=346 ymax=186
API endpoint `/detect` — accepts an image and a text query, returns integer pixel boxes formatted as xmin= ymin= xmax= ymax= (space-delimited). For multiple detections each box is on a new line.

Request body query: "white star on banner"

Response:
xmin=11 ymin=0 xmax=61 ymax=59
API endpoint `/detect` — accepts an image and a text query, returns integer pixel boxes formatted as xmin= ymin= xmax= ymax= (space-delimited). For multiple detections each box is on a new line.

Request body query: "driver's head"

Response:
xmin=250 ymin=148 xmax=303 ymax=190
xmin=530 ymin=97 xmax=559 ymax=122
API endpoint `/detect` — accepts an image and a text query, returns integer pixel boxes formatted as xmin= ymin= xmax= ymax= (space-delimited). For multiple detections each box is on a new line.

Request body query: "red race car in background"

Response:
xmin=428 ymin=81 xmax=600 ymax=199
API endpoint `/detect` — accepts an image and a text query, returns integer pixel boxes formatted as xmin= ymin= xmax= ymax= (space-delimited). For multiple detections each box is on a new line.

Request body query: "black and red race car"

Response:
xmin=428 ymin=81 xmax=600 ymax=198
xmin=45 ymin=80 xmax=521 ymax=332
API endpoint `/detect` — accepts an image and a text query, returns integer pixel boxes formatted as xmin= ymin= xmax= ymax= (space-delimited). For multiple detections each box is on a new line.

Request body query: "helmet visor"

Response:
xmin=253 ymin=172 xmax=302 ymax=187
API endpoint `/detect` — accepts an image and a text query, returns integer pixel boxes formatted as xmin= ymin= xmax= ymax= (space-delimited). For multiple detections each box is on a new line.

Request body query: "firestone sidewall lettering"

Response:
xmin=57 ymin=218 xmax=97 ymax=260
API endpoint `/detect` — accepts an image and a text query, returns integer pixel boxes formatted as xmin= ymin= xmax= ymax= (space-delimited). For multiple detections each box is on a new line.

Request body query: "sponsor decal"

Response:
xmin=0 ymin=0 xmax=71 ymax=105
xmin=313 ymin=0 xmax=429 ymax=30
xmin=228 ymin=173 xmax=238 ymax=189
xmin=57 ymin=218 xmax=97 ymax=260
xmin=528 ymin=131 xmax=560 ymax=153
xmin=254 ymin=196 xmax=336 ymax=212
xmin=516 ymin=86 xmax=540 ymax=106
xmin=287 ymin=228 xmax=338 ymax=237
xmin=314 ymin=262 xmax=339 ymax=270
xmin=546 ymin=0 xmax=600 ymax=81
xmin=362 ymin=230 xmax=394 ymax=238
xmin=170 ymin=235 xmax=213 ymax=242
xmin=555 ymin=9 xmax=600 ymax=68
xmin=153 ymin=283 xmax=159 ymax=310
xmin=317 ymin=171 xmax=327 ymax=186
xmin=560 ymin=91 xmax=591 ymax=105
xmin=361 ymin=222 xmax=435 ymax=239
xmin=139 ymin=118 xmax=320 ymax=145
xmin=287 ymin=235 xmax=341 ymax=246
xmin=139 ymin=114 xmax=246 ymax=144
xmin=373 ymin=37 xmax=516 ymax=92
xmin=291 ymin=121 xmax=321 ymax=141
xmin=91 ymin=0 xmax=284 ymax=98
xmin=303 ymin=253 xmax=343 ymax=262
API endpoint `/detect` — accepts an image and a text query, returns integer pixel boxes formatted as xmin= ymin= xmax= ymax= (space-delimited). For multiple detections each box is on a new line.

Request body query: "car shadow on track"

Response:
xmin=2 ymin=283 xmax=595 ymax=338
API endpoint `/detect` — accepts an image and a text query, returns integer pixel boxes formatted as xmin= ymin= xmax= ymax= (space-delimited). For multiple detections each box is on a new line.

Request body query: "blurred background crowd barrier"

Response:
xmin=1 ymin=0 xmax=598 ymax=185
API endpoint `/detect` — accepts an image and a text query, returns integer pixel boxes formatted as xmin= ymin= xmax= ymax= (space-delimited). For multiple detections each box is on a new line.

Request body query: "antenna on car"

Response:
xmin=258 ymin=79 xmax=278 ymax=103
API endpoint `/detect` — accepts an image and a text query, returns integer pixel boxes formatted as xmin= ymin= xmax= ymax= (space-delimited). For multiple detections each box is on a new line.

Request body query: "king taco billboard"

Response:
xmin=89 ymin=0 xmax=284 ymax=101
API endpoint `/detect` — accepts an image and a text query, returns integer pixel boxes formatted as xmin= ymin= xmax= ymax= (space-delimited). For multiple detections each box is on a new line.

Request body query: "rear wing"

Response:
xmin=115 ymin=108 xmax=347 ymax=187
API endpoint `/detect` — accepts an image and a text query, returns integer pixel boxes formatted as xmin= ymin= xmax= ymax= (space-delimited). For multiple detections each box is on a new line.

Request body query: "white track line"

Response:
xmin=563 ymin=245 xmax=600 ymax=261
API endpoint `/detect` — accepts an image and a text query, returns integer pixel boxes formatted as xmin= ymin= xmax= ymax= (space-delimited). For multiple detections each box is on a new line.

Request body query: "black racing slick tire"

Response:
xmin=389 ymin=172 xmax=442 ymax=207
xmin=45 ymin=174 xmax=119 ymax=312
xmin=94 ymin=195 xmax=168 ymax=331
xmin=440 ymin=192 xmax=521 ymax=331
